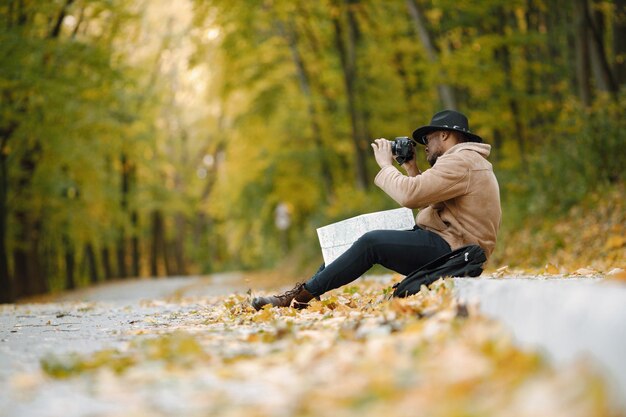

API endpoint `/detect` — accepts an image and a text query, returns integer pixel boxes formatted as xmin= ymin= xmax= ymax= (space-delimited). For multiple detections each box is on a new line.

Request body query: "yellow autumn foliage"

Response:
xmin=491 ymin=184 xmax=626 ymax=272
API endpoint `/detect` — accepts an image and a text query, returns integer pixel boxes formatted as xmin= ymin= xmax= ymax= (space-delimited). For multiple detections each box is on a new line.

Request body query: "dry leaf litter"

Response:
xmin=3 ymin=277 xmax=620 ymax=417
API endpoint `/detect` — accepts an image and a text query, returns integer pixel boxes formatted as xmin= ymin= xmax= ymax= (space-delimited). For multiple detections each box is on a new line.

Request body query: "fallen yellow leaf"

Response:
xmin=604 ymin=235 xmax=626 ymax=250
xmin=544 ymin=263 xmax=559 ymax=274
xmin=491 ymin=265 xmax=509 ymax=278
xmin=607 ymin=270 xmax=626 ymax=282
xmin=573 ymin=267 xmax=597 ymax=276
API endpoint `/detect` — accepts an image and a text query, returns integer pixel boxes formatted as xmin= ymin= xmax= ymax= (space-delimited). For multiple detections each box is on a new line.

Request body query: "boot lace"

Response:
xmin=275 ymin=282 xmax=304 ymax=301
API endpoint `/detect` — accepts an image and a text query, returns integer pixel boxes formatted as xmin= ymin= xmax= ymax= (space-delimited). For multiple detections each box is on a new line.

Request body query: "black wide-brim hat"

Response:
xmin=412 ymin=110 xmax=483 ymax=145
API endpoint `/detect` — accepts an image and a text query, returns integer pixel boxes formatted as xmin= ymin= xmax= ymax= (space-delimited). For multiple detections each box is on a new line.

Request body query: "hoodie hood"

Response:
xmin=445 ymin=142 xmax=491 ymax=159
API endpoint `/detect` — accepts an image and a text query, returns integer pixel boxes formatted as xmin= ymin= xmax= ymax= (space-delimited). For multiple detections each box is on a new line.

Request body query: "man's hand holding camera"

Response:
xmin=371 ymin=137 xmax=421 ymax=177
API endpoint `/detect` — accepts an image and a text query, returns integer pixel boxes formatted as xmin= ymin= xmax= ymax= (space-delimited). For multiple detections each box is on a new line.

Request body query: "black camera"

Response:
xmin=391 ymin=136 xmax=415 ymax=164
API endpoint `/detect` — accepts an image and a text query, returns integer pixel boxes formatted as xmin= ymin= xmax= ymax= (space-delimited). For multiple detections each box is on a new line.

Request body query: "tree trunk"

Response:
xmin=496 ymin=8 xmax=528 ymax=164
xmin=173 ymin=213 xmax=186 ymax=275
xmin=613 ymin=0 xmax=626 ymax=86
xmin=164 ymin=240 xmax=175 ymax=276
xmin=194 ymin=212 xmax=212 ymax=272
xmin=63 ymin=235 xmax=75 ymax=290
xmin=85 ymin=243 xmax=99 ymax=284
xmin=524 ymin=1 xmax=553 ymax=133
xmin=70 ymin=5 xmax=85 ymax=39
xmin=0 ymin=133 xmax=12 ymax=303
xmin=131 ymin=210 xmax=140 ymax=277
xmin=150 ymin=210 xmax=163 ymax=277
xmin=574 ymin=0 xmax=593 ymax=105
xmin=48 ymin=0 xmax=75 ymax=39
xmin=101 ymin=247 xmax=113 ymax=280
xmin=16 ymin=0 xmax=28 ymax=26
xmin=543 ymin=0 xmax=569 ymax=110
xmin=31 ymin=218 xmax=45 ymax=294
xmin=13 ymin=244 xmax=31 ymax=298
xmin=3 ymin=1 xmax=74 ymax=301
xmin=524 ymin=2 xmax=538 ymax=100
xmin=117 ymin=153 xmax=130 ymax=278
xmin=277 ymin=18 xmax=334 ymax=200
xmin=585 ymin=1 xmax=618 ymax=95
xmin=12 ymin=152 xmax=41 ymax=297
xmin=579 ymin=0 xmax=618 ymax=97
xmin=116 ymin=233 xmax=127 ymax=278
xmin=150 ymin=210 xmax=161 ymax=277
xmin=292 ymin=4 xmax=352 ymax=183
xmin=332 ymin=0 xmax=369 ymax=190
xmin=406 ymin=0 xmax=457 ymax=109
xmin=392 ymin=50 xmax=421 ymax=125
xmin=42 ymin=241 xmax=57 ymax=293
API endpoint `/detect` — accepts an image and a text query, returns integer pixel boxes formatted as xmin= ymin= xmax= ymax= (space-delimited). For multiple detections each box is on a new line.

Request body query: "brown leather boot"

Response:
xmin=251 ymin=282 xmax=316 ymax=311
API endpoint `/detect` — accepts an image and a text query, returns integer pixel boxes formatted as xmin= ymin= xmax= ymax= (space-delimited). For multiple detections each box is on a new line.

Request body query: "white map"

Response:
xmin=317 ymin=207 xmax=416 ymax=265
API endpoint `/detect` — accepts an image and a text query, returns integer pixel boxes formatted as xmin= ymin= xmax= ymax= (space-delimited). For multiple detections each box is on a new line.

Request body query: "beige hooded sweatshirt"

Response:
xmin=374 ymin=142 xmax=501 ymax=259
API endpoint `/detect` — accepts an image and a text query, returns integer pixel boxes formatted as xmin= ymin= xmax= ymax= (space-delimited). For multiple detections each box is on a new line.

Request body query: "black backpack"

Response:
xmin=392 ymin=244 xmax=487 ymax=298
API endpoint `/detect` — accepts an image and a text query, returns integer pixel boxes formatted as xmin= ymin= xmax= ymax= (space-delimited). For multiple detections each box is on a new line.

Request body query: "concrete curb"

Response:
xmin=453 ymin=277 xmax=626 ymax=409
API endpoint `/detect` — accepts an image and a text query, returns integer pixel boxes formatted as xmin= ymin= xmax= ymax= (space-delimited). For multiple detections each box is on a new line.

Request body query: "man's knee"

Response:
xmin=355 ymin=230 xmax=386 ymax=249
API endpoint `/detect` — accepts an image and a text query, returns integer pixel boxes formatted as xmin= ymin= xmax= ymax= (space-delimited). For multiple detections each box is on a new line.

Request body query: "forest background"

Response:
xmin=1 ymin=0 xmax=624 ymax=303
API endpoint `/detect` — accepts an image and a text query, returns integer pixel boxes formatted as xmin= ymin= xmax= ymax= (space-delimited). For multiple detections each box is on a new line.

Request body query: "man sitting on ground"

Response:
xmin=252 ymin=110 xmax=502 ymax=310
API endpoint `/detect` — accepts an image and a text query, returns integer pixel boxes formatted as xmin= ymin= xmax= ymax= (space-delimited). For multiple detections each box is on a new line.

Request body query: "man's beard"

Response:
xmin=427 ymin=152 xmax=440 ymax=167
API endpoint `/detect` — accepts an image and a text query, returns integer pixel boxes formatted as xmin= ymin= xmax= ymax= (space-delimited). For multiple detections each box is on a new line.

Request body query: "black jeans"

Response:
xmin=305 ymin=227 xmax=451 ymax=297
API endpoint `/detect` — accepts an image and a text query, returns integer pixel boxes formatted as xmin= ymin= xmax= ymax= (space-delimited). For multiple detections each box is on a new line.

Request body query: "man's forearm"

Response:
xmin=403 ymin=165 xmax=421 ymax=177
